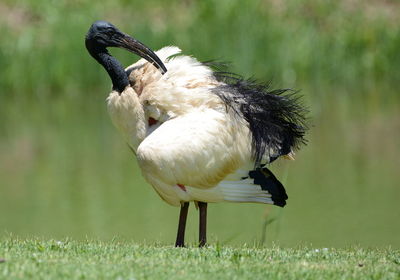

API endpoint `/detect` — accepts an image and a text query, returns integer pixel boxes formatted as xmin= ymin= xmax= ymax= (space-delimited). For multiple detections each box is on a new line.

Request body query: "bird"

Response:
xmin=85 ymin=20 xmax=307 ymax=247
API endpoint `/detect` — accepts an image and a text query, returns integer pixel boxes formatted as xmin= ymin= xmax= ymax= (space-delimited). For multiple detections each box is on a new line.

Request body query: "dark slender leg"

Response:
xmin=175 ymin=202 xmax=189 ymax=247
xmin=198 ymin=201 xmax=208 ymax=247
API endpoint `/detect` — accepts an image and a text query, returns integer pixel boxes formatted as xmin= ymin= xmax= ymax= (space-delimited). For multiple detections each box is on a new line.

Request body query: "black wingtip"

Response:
xmin=248 ymin=167 xmax=288 ymax=207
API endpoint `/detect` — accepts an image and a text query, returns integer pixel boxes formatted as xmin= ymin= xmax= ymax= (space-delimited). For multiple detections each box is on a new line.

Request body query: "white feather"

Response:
xmin=107 ymin=46 xmax=278 ymax=206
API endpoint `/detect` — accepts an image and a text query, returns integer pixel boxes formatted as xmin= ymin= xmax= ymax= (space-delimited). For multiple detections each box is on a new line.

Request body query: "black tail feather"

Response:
xmin=204 ymin=61 xmax=308 ymax=166
xmin=248 ymin=167 xmax=288 ymax=207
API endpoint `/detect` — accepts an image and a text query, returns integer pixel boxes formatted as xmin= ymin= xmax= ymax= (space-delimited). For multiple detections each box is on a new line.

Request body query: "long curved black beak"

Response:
xmin=86 ymin=21 xmax=168 ymax=92
xmin=86 ymin=21 xmax=166 ymax=75
xmin=116 ymin=33 xmax=167 ymax=75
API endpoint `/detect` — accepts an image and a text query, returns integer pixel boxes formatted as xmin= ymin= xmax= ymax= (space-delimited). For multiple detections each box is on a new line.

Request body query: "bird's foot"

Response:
xmin=175 ymin=242 xmax=186 ymax=248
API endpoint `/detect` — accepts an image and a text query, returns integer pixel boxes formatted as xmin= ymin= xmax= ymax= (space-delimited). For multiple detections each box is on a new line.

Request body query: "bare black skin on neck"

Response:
xmin=85 ymin=20 xmax=167 ymax=93
xmin=86 ymin=43 xmax=129 ymax=93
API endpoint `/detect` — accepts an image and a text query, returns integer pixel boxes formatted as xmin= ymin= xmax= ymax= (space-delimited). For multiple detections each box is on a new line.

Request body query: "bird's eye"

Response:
xmin=105 ymin=29 xmax=114 ymax=37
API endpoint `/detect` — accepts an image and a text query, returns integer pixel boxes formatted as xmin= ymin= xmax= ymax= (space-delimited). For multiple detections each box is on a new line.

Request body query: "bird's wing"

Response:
xmin=180 ymin=164 xmax=287 ymax=206
xmin=216 ymin=167 xmax=287 ymax=206
xmin=136 ymin=108 xmax=252 ymax=191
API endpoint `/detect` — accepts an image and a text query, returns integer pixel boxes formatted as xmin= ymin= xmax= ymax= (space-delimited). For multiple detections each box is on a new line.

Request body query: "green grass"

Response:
xmin=1 ymin=238 xmax=399 ymax=280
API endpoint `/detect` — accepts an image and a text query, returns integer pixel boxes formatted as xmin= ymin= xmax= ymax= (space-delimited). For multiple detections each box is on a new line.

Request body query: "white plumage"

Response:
xmin=108 ymin=46 xmax=275 ymax=206
xmin=85 ymin=21 xmax=307 ymax=247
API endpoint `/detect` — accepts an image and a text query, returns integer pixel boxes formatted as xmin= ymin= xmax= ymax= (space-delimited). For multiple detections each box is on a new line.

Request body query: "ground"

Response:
xmin=0 ymin=238 xmax=399 ymax=280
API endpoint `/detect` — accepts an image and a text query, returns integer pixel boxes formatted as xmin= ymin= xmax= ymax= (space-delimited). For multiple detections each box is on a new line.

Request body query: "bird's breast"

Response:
xmin=106 ymin=88 xmax=147 ymax=151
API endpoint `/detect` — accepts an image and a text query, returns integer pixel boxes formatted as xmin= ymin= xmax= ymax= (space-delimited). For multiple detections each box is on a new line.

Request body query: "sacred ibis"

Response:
xmin=85 ymin=21 xmax=307 ymax=247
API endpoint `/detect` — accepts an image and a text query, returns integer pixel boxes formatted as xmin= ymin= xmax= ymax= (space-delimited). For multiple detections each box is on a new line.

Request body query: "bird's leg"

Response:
xmin=198 ymin=201 xmax=208 ymax=247
xmin=175 ymin=202 xmax=189 ymax=247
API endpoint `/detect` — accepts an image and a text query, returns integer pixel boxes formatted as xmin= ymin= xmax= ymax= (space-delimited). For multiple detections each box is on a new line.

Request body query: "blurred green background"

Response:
xmin=0 ymin=0 xmax=399 ymax=248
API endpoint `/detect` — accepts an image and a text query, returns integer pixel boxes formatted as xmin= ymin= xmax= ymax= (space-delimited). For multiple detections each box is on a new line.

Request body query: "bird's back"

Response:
xmin=107 ymin=46 xmax=306 ymax=207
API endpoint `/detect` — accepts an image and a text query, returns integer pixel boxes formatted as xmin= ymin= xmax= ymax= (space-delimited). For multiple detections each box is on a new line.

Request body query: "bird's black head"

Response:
xmin=85 ymin=21 xmax=166 ymax=74
xmin=85 ymin=20 xmax=167 ymax=80
xmin=85 ymin=21 xmax=123 ymax=48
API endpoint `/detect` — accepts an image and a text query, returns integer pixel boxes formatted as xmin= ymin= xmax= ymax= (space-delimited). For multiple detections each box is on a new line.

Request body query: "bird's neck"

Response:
xmin=90 ymin=47 xmax=129 ymax=93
